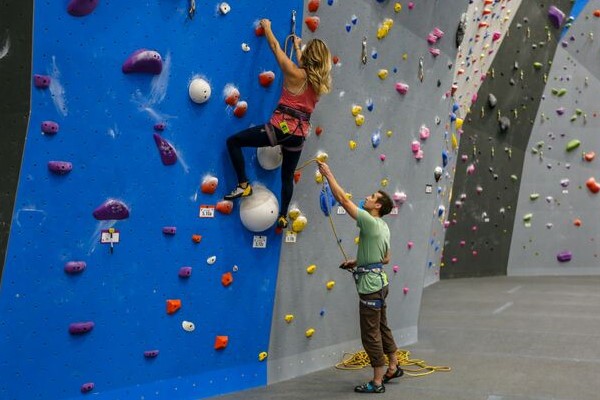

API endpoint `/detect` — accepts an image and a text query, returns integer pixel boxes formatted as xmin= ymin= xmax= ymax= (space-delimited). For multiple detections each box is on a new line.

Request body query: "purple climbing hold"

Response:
xmin=548 ymin=5 xmax=565 ymax=29
xmin=69 ymin=321 xmax=95 ymax=335
xmin=41 ymin=121 xmax=59 ymax=134
xmin=556 ymin=251 xmax=572 ymax=262
xmin=64 ymin=261 xmax=86 ymax=274
xmin=122 ymin=49 xmax=163 ymax=74
xmin=179 ymin=266 xmax=192 ymax=278
xmin=80 ymin=382 xmax=95 ymax=393
xmin=153 ymin=133 xmax=177 ymax=165
xmin=144 ymin=350 xmax=160 ymax=358
xmin=93 ymin=199 xmax=130 ymax=220
xmin=162 ymin=226 xmax=177 ymax=235
xmin=556 ymin=107 xmax=565 ymax=116
xmin=67 ymin=0 xmax=98 ymax=17
xmin=48 ymin=161 xmax=73 ymax=175
xmin=34 ymin=74 xmax=51 ymax=88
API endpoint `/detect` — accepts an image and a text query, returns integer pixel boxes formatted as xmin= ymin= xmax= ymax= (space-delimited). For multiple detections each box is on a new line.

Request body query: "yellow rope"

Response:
xmin=326 ymin=203 xmax=349 ymax=261
xmin=335 ymin=349 xmax=451 ymax=377
xmin=295 ymin=157 xmax=319 ymax=172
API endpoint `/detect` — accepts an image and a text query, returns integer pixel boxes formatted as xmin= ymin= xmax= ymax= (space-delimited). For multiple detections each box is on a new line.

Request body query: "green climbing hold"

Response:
xmin=575 ymin=108 xmax=583 ymax=116
xmin=533 ymin=62 xmax=543 ymax=69
xmin=566 ymin=139 xmax=581 ymax=152
xmin=523 ymin=213 xmax=532 ymax=222
xmin=536 ymin=141 xmax=544 ymax=148
xmin=530 ymin=193 xmax=540 ymax=200
xmin=570 ymin=114 xmax=578 ymax=122
xmin=510 ymin=175 xmax=518 ymax=182
xmin=531 ymin=147 xmax=539 ymax=154
xmin=551 ymin=88 xmax=559 ymax=95
xmin=557 ymin=88 xmax=567 ymax=97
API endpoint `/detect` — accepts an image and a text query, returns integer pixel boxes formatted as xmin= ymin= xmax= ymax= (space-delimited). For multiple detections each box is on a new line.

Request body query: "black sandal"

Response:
xmin=382 ymin=365 xmax=404 ymax=383
xmin=354 ymin=381 xmax=385 ymax=393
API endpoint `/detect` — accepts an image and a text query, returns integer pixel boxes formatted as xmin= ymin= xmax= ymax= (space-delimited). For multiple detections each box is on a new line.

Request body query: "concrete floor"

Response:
xmin=209 ymin=276 xmax=600 ymax=400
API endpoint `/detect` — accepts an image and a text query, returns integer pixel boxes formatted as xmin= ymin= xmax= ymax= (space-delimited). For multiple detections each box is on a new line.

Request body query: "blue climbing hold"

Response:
xmin=320 ymin=181 xmax=337 ymax=216
xmin=442 ymin=150 xmax=448 ymax=167
xmin=371 ymin=131 xmax=381 ymax=148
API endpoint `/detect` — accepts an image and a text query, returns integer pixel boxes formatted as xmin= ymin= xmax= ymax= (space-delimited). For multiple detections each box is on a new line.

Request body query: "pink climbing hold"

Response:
xmin=407 ymin=241 xmax=414 ymax=249
xmin=154 ymin=122 xmax=166 ymax=131
xmin=429 ymin=47 xmax=441 ymax=57
xmin=471 ymin=93 xmax=478 ymax=105
xmin=41 ymin=121 xmax=59 ymax=135
xmin=415 ymin=149 xmax=424 ymax=160
xmin=395 ymin=82 xmax=409 ymax=95
xmin=426 ymin=33 xmax=438 ymax=44
xmin=393 ymin=265 xmax=399 ymax=273
xmin=153 ymin=133 xmax=177 ymax=165
xmin=419 ymin=125 xmax=430 ymax=140
xmin=67 ymin=0 xmax=98 ymax=17
xmin=33 ymin=74 xmax=51 ymax=88
xmin=48 ymin=161 xmax=72 ymax=175
xmin=80 ymin=382 xmax=95 ymax=393
xmin=379 ymin=154 xmax=386 ymax=161
xmin=466 ymin=164 xmax=475 ymax=175
xmin=492 ymin=32 xmax=501 ymax=42
xmin=64 ymin=261 xmax=86 ymax=274
xmin=411 ymin=140 xmax=421 ymax=153
xmin=122 ymin=49 xmax=163 ymax=74
xmin=408 ymin=2 xmax=414 ymax=10
xmin=459 ymin=240 xmax=466 ymax=247
xmin=403 ymin=287 xmax=409 ymax=294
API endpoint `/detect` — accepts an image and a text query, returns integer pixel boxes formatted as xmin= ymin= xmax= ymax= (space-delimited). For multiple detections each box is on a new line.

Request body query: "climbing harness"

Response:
xmin=335 ymin=349 xmax=451 ymax=377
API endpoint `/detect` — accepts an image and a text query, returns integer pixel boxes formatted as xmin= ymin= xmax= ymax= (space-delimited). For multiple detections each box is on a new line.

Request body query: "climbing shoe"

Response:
xmin=277 ymin=215 xmax=288 ymax=229
xmin=354 ymin=381 xmax=385 ymax=394
xmin=224 ymin=184 xmax=252 ymax=200
xmin=382 ymin=365 xmax=403 ymax=383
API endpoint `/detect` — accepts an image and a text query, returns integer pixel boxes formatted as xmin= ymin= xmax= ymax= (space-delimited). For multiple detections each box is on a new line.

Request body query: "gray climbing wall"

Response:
xmin=267 ymin=0 xmax=467 ymax=383
xmin=441 ymin=0 xmax=574 ymax=279
xmin=508 ymin=1 xmax=600 ymax=276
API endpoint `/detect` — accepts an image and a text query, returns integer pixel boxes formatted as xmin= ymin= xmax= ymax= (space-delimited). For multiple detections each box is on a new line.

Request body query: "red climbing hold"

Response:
xmin=259 ymin=71 xmax=275 ymax=87
xmin=315 ymin=126 xmax=323 ymax=136
xmin=308 ymin=0 xmax=320 ymax=13
xmin=214 ymin=335 xmax=229 ymax=350
xmin=192 ymin=234 xmax=202 ymax=243
xmin=233 ymin=101 xmax=248 ymax=118
xmin=166 ymin=299 xmax=181 ymax=315
xmin=594 ymin=10 xmax=600 ymax=18
xmin=201 ymin=177 xmax=218 ymax=194
xmin=216 ymin=200 xmax=233 ymax=215
xmin=294 ymin=171 xmax=302 ymax=183
xmin=255 ymin=24 xmax=265 ymax=36
xmin=221 ymin=272 xmax=233 ymax=287
xmin=224 ymin=86 xmax=240 ymax=106
xmin=586 ymin=177 xmax=600 ymax=193
xmin=305 ymin=16 xmax=320 ymax=32
xmin=332 ymin=55 xmax=339 ymax=65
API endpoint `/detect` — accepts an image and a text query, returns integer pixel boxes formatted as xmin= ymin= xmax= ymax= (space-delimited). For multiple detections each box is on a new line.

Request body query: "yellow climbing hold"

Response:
xmin=315 ymin=170 xmax=324 ymax=183
xmin=378 ymin=69 xmax=389 ymax=80
xmin=292 ymin=215 xmax=307 ymax=233
xmin=355 ymin=114 xmax=365 ymax=126
xmin=288 ymin=207 xmax=301 ymax=220
xmin=305 ymin=328 xmax=315 ymax=338
xmin=455 ymin=118 xmax=464 ymax=130
xmin=386 ymin=130 xmax=393 ymax=137
xmin=258 ymin=351 xmax=268 ymax=361
xmin=284 ymin=314 xmax=295 ymax=323
xmin=354 ymin=236 xmax=360 ymax=245
xmin=451 ymin=133 xmax=458 ymax=149
xmin=306 ymin=264 xmax=317 ymax=274
xmin=326 ymin=280 xmax=336 ymax=290
xmin=394 ymin=2 xmax=402 ymax=12
xmin=381 ymin=178 xmax=389 ymax=187
xmin=402 ymin=53 xmax=408 ymax=60
xmin=349 ymin=140 xmax=357 ymax=150
xmin=351 ymin=105 xmax=362 ymax=116
xmin=316 ymin=151 xmax=329 ymax=162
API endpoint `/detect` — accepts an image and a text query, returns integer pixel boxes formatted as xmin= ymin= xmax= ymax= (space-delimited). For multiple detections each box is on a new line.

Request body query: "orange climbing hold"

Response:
xmin=308 ymin=0 xmax=320 ymax=13
xmin=214 ymin=335 xmax=229 ymax=350
xmin=201 ymin=177 xmax=218 ymax=194
xmin=332 ymin=55 xmax=339 ymax=65
xmin=233 ymin=101 xmax=248 ymax=118
xmin=192 ymin=234 xmax=202 ymax=243
xmin=166 ymin=299 xmax=181 ymax=315
xmin=221 ymin=272 xmax=233 ymax=287
xmin=315 ymin=126 xmax=323 ymax=136
xmin=586 ymin=177 xmax=600 ymax=193
xmin=594 ymin=10 xmax=600 ymax=17
xmin=305 ymin=16 xmax=320 ymax=32
xmin=224 ymin=86 xmax=240 ymax=106
xmin=294 ymin=170 xmax=302 ymax=183
xmin=216 ymin=200 xmax=233 ymax=215
xmin=573 ymin=219 xmax=582 ymax=227
xmin=259 ymin=71 xmax=275 ymax=87
xmin=584 ymin=151 xmax=595 ymax=162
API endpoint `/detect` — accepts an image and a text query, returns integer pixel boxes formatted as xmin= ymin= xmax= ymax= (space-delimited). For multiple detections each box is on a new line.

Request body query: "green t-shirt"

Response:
xmin=355 ymin=209 xmax=390 ymax=294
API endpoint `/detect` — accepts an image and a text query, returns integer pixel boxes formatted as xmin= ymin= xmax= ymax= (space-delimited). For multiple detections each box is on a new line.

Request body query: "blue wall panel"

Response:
xmin=0 ymin=1 xmax=301 ymax=399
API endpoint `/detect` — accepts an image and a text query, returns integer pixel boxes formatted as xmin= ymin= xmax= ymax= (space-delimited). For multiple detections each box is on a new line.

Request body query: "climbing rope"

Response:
xmin=335 ymin=349 xmax=451 ymax=377
xmin=321 ymin=182 xmax=349 ymax=262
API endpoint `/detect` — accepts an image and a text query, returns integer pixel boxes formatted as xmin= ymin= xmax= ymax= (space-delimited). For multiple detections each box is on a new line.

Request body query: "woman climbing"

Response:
xmin=224 ymin=18 xmax=332 ymax=229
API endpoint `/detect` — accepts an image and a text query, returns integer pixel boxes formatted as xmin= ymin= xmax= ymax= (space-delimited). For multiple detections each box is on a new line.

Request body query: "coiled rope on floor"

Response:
xmin=335 ymin=349 xmax=451 ymax=377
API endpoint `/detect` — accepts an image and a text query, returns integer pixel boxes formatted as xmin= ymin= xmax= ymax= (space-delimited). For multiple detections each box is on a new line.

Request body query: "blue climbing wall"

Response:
xmin=0 ymin=1 xmax=301 ymax=399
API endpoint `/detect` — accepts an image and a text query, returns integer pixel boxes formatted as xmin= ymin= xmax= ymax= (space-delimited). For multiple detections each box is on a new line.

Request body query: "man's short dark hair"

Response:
xmin=376 ymin=190 xmax=393 ymax=216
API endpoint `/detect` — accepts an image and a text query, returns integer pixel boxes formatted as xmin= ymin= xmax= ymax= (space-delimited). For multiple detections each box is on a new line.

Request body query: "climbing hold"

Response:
xmin=254 ymin=22 xmax=265 ymax=36
xmin=221 ymin=272 xmax=233 ymax=287
xmin=586 ymin=177 xmax=600 ymax=193
xmin=182 ymin=321 xmax=195 ymax=332
xmin=305 ymin=16 xmax=320 ymax=32
xmin=144 ymin=350 xmax=159 ymax=359
xmin=153 ymin=133 xmax=177 ymax=165
xmin=407 ymin=241 xmax=414 ymax=249
xmin=292 ymin=215 xmax=307 ymax=233
xmin=166 ymin=299 xmax=181 ymax=315
xmin=122 ymin=50 xmax=163 ymax=74
xmin=403 ymin=287 xmax=409 ymax=295
xmin=332 ymin=55 xmax=340 ymax=65
xmin=288 ymin=207 xmax=301 ymax=220
xmin=67 ymin=0 xmax=98 ymax=16
xmin=466 ymin=164 xmax=475 ymax=175
xmin=178 ymin=266 xmax=192 ymax=278
xmin=455 ymin=118 xmax=464 ymax=130
xmin=530 ymin=193 xmax=540 ymax=201
xmin=189 ymin=78 xmax=212 ymax=104
xmin=349 ymin=140 xmax=357 ymax=150
xmin=395 ymin=82 xmax=409 ymax=95
xmin=556 ymin=251 xmax=572 ymax=263
xmin=218 ymin=2 xmax=231 ymax=14
xmin=207 ymin=256 xmax=216 ymax=265
xmin=499 ymin=116 xmax=511 ymax=133
xmin=386 ymin=130 xmax=393 ymax=137
xmin=315 ymin=170 xmax=323 ymax=183
xmin=64 ymin=261 xmax=86 ymax=274
xmin=191 ymin=234 xmax=202 ymax=243
xmin=488 ymin=94 xmax=497 ymax=108
xmin=393 ymin=265 xmax=399 ymax=273
xmin=492 ymin=32 xmax=501 ymax=42
xmin=33 ymin=74 xmax=51 ymax=88
xmin=308 ymin=0 xmax=320 ymax=12
xmin=548 ymin=5 xmax=565 ymax=29
xmin=93 ymin=199 xmax=129 ymax=220
xmin=214 ymin=336 xmax=229 ymax=350
xmin=259 ymin=71 xmax=275 ymax=87
xmin=434 ymin=166 xmax=443 ymax=182
xmin=257 ymin=146 xmax=283 ymax=170
xmin=48 ymin=161 xmax=72 ymax=175
xmin=216 ymin=200 xmax=233 ymax=215
xmin=355 ymin=114 xmax=365 ymax=126
xmin=371 ymin=131 xmax=381 ymax=147
xmin=351 ymin=105 xmax=362 ymax=116
xmin=201 ymin=176 xmax=219 ymax=194
xmin=429 ymin=48 xmax=441 ymax=57
xmin=233 ymin=101 xmax=248 ymax=118
xmin=41 ymin=121 xmax=59 ymax=135
xmin=305 ymin=328 xmax=315 ymax=338
xmin=80 ymin=383 xmax=95 ymax=393
xmin=379 ymin=154 xmax=386 ymax=162
xmin=584 ymin=152 xmax=595 ymax=162
xmin=258 ymin=351 xmax=268 ymax=361
xmin=377 ymin=69 xmax=388 ymax=79
xmin=315 ymin=126 xmax=323 ymax=136
xmin=411 ymin=140 xmax=421 ymax=153
xmin=224 ymin=85 xmax=240 ymax=106
xmin=573 ymin=219 xmax=582 ymax=227
xmin=533 ymin=62 xmax=543 ymax=70
xmin=240 ymin=186 xmax=279 ymax=232
xmin=306 ymin=264 xmax=317 ymax=274
xmin=394 ymin=3 xmax=401 ymax=12
xmin=69 ymin=321 xmax=95 ymax=335
xmin=566 ymin=139 xmax=581 ymax=152
xmin=284 ymin=314 xmax=295 ymax=323
xmin=154 ymin=122 xmax=166 ymax=131
xmin=326 ymin=280 xmax=335 ymax=290
xmin=381 ymin=179 xmax=388 ymax=187
xmin=393 ymin=191 xmax=407 ymax=204
xmin=419 ymin=125 xmax=430 ymax=140
xmin=294 ymin=171 xmax=302 ymax=183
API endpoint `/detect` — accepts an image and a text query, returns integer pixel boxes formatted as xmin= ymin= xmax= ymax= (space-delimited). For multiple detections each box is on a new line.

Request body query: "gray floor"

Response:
xmin=210 ymin=276 xmax=600 ymax=400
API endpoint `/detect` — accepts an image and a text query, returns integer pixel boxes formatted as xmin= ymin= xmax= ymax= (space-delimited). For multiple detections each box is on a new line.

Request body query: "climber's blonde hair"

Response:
xmin=302 ymin=39 xmax=332 ymax=96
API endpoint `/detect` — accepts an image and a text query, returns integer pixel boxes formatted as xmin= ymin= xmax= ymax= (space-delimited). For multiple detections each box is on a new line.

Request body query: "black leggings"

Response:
xmin=226 ymin=125 xmax=304 ymax=216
